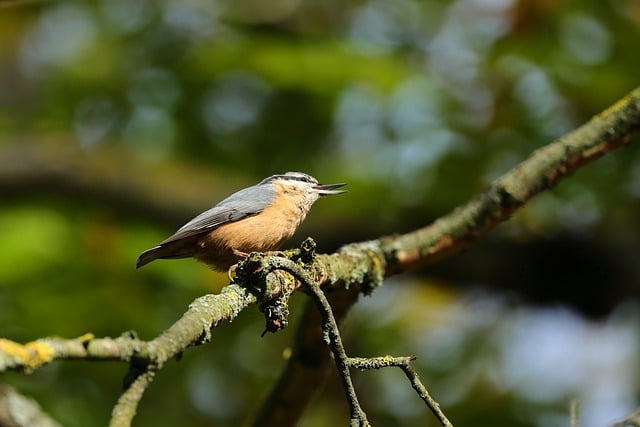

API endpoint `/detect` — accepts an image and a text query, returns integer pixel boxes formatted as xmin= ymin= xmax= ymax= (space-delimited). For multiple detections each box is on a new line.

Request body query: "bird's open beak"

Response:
xmin=314 ymin=182 xmax=347 ymax=196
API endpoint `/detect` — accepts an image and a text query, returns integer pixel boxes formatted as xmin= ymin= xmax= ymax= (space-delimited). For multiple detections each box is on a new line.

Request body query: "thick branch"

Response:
xmin=383 ymin=88 xmax=640 ymax=274
xmin=0 ymin=286 xmax=255 ymax=373
xmin=0 ymin=286 xmax=257 ymax=427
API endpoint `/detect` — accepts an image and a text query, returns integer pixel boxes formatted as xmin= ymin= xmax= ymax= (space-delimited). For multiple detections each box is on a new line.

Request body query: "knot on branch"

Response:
xmin=298 ymin=236 xmax=317 ymax=264
xmin=261 ymin=293 xmax=290 ymax=336
xmin=233 ymin=238 xmax=320 ymax=335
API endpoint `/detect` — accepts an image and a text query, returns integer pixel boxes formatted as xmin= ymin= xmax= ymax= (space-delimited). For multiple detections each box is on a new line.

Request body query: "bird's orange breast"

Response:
xmin=193 ymin=191 xmax=306 ymax=270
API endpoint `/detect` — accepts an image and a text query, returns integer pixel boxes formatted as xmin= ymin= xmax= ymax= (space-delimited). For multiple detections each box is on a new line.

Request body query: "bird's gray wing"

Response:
xmin=158 ymin=183 xmax=277 ymax=245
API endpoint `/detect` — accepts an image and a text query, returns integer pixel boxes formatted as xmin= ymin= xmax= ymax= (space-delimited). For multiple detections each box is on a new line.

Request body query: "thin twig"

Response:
xmin=613 ymin=407 xmax=640 ymax=427
xmin=264 ymin=257 xmax=454 ymax=426
xmin=109 ymin=368 xmax=156 ymax=427
xmin=306 ymin=281 xmax=370 ymax=427
xmin=266 ymin=257 xmax=370 ymax=426
xmin=398 ymin=362 xmax=453 ymax=427
xmin=570 ymin=398 xmax=579 ymax=427
xmin=348 ymin=356 xmax=453 ymax=427
xmin=249 ymin=291 xmax=360 ymax=427
xmin=0 ymin=383 xmax=61 ymax=427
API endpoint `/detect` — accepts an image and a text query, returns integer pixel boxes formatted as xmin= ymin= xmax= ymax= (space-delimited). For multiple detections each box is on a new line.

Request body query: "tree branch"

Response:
xmin=109 ymin=368 xmax=156 ymax=427
xmin=253 ymin=85 xmax=640 ymax=425
xmin=347 ymin=356 xmax=452 ymax=427
xmin=247 ymin=251 xmax=454 ymax=425
xmin=1 ymin=86 xmax=639 ymax=426
xmin=0 ymin=286 xmax=256 ymax=373
xmin=250 ymin=291 xmax=359 ymax=427
xmin=0 ymin=383 xmax=61 ymax=427
xmin=614 ymin=407 xmax=640 ymax=427
xmin=0 ymin=286 xmax=257 ymax=426
xmin=260 ymin=258 xmax=371 ymax=426
xmin=383 ymin=87 xmax=640 ymax=274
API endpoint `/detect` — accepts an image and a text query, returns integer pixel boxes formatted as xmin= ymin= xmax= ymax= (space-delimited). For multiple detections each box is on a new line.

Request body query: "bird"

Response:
xmin=136 ymin=172 xmax=346 ymax=271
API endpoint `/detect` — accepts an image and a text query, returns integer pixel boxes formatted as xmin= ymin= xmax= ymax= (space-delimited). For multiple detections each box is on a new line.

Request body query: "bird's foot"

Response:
xmin=232 ymin=248 xmax=250 ymax=258
xmin=228 ymin=249 xmax=288 ymax=282
xmin=227 ymin=263 xmax=238 ymax=282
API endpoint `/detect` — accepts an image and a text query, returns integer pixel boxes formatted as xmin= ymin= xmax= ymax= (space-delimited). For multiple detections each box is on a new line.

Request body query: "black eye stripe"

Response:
xmin=288 ymin=176 xmax=312 ymax=182
xmin=261 ymin=173 xmax=318 ymax=185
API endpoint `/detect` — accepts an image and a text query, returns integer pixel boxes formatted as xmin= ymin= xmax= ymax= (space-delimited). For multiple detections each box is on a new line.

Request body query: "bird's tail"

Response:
xmin=136 ymin=246 xmax=162 ymax=269
xmin=135 ymin=242 xmax=194 ymax=269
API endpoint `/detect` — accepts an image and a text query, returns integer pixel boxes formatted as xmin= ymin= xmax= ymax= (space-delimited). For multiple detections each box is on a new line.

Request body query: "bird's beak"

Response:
xmin=314 ymin=182 xmax=347 ymax=196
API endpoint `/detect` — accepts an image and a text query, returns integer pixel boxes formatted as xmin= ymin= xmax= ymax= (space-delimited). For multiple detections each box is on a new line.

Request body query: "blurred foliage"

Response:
xmin=1 ymin=0 xmax=640 ymax=426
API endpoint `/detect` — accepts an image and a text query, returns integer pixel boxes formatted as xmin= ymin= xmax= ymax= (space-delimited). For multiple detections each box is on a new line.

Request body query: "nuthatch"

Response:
xmin=136 ymin=172 xmax=346 ymax=271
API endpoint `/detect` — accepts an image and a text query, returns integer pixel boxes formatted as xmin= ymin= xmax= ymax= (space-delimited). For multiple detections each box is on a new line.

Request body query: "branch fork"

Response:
xmin=239 ymin=247 xmax=453 ymax=426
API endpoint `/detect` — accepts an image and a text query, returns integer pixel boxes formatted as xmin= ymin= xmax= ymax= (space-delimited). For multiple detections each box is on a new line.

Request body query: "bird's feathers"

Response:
xmin=135 ymin=183 xmax=277 ymax=268
xmin=164 ymin=184 xmax=277 ymax=243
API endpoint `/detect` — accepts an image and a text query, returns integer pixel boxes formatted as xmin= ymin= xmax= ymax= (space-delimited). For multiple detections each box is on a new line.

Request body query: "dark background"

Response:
xmin=1 ymin=1 xmax=639 ymax=426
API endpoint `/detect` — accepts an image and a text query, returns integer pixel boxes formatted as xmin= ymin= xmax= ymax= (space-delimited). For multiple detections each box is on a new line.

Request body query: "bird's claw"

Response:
xmin=227 ymin=263 xmax=238 ymax=282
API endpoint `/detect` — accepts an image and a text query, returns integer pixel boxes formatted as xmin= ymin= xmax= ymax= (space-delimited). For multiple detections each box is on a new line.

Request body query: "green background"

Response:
xmin=1 ymin=0 xmax=639 ymax=426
